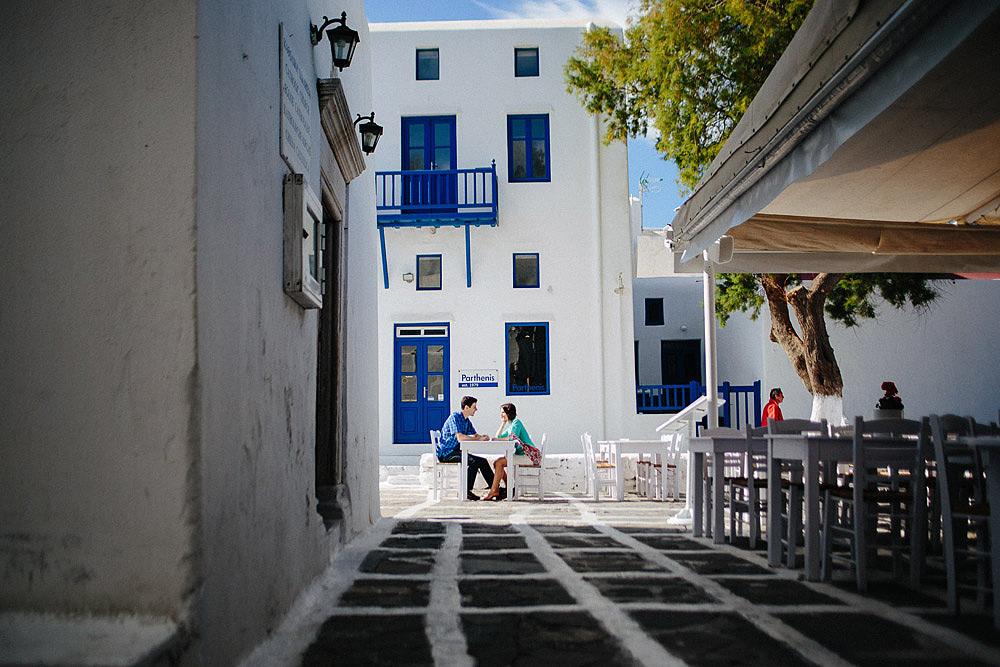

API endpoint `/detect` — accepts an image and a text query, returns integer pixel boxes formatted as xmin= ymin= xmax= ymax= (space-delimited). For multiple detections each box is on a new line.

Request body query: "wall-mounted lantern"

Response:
xmin=310 ymin=11 xmax=360 ymax=71
xmin=354 ymin=113 xmax=383 ymax=154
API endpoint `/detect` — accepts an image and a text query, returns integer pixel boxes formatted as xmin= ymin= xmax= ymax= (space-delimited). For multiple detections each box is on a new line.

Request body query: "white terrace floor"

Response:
xmin=241 ymin=469 xmax=1000 ymax=666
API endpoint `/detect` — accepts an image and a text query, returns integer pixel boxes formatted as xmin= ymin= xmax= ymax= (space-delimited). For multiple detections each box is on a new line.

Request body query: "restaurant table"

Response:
xmin=459 ymin=439 xmax=515 ymax=502
xmin=608 ymin=440 xmax=676 ymax=502
xmin=961 ymin=435 xmax=1000 ymax=628
xmin=687 ymin=431 xmax=753 ymax=544
xmin=766 ymin=433 xmax=853 ymax=580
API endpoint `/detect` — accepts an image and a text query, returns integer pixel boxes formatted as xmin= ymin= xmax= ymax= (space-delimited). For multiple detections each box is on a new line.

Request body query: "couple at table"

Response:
xmin=436 ymin=396 xmax=539 ymax=501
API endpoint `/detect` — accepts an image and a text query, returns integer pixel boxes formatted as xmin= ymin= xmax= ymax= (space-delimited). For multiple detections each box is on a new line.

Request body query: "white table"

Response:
xmin=688 ymin=432 xmax=763 ymax=544
xmin=961 ymin=435 xmax=1000 ymax=628
xmin=608 ymin=440 xmax=676 ymax=502
xmin=766 ymin=433 xmax=853 ymax=581
xmin=459 ymin=439 xmax=515 ymax=502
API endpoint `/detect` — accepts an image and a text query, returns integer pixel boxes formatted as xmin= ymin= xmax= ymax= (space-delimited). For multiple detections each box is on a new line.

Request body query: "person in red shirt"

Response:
xmin=762 ymin=387 xmax=784 ymax=426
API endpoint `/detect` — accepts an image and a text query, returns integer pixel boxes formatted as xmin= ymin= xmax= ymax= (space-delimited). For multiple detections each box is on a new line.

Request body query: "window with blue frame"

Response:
xmin=507 ymin=114 xmax=550 ymax=182
xmin=514 ymin=48 xmax=539 ymax=77
xmin=417 ymin=254 xmax=442 ymax=290
xmin=506 ymin=322 xmax=549 ymax=395
xmin=645 ymin=297 xmax=664 ymax=326
xmin=513 ymin=253 xmax=539 ymax=288
xmin=416 ymin=48 xmax=439 ymax=80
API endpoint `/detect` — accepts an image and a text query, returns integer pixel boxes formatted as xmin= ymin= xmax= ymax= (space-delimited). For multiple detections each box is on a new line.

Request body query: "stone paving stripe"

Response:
xmin=775 ymin=611 xmax=995 ymax=666
xmin=714 ymin=578 xmax=845 ymax=606
xmin=337 ymin=578 xmax=431 ymax=608
xmin=460 ymin=523 xmax=520 ymax=534
xmin=461 ymin=611 xmax=639 ymax=666
xmin=458 ymin=578 xmax=576 ymax=608
xmin=392 ymin=520 xmax=446 ymax=534
xmin=542 ymin=534 xmax=628 ymax=549
xmin=358 ymin=549 xmax=437 ymax=575
xmin=459 ymin=535 xmax=528 ymax=551
xmin=425 ymin=521 xmax=473 ymax=667
xmin=630 ymin=610 xmax=814 ymax=667
xmin=584 ymin=575 xmax=718 ymax=605
xmin=379 ymin=535 xmax=445 ymax=549
xmin=556 ymin=550 xmax=668 ymax=574
xmin=458 ymin=552 xmax=546 ymax=575
xmin=301 ymin=613 xmax=433 ymax=666
xmin=630 ymin=534 xmax=714 ymax=551
xmin=667 ymin=551 xmax=775 ymax=576
xmin=531 ymin=524 xmax=602 ymax=534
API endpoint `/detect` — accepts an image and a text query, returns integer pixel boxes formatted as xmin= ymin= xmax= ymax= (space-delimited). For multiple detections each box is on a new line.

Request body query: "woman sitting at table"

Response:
xmin=483 ymin=403 xmax=541 ymax=501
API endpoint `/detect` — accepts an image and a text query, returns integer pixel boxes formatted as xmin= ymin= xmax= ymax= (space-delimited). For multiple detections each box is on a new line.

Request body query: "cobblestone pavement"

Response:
xmin=242 ymin=481 xmax=1000 ymax=666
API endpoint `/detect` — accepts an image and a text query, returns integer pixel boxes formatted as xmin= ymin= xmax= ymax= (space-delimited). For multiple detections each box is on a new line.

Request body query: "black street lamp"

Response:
xmin=310 ymin=11 xmax=360 ymax=71
xmin=354 ymin=113 xmax=383 ymax=155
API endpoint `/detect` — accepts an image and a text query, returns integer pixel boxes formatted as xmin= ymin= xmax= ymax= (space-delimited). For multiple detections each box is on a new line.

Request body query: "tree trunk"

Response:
xmin=762 ymin=273 xmax=845 ymax=422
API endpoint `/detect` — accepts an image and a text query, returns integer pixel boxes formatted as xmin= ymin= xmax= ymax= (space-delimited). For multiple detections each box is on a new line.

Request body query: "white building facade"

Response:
xmin=370 ymin=20 xmax=638 ymax=462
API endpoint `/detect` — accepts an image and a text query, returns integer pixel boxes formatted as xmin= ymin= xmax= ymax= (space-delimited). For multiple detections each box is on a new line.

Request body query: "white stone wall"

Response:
xmin=0 ymin=0 xmax=380 ymax=664
xmin=371 ymin=20 xmax=635 ymax=460
xmin=0 ymin=0 xmax=199 ymax=618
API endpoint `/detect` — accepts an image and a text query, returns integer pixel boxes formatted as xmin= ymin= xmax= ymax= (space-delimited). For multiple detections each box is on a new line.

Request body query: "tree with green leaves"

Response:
xmin=566 ymin=0 xmax=945 ymax=422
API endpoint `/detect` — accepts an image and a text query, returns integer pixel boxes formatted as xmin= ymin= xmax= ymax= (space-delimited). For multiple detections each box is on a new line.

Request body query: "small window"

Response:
xmin=507 ymin=114 xmax=550 ymax=182
xmin=506 ymin=323 xmax=549 ymax=395
xmin=416 ymin=48 xmax=439 ymax=80
xmin=513 ymin=253 xmax=539 ymax=288
xmin=514 ymin=47 xmax=539 ymax=77
xmin=645 ymin=298 xmax=664 ymax=326
xmin=417 ymin=254 xmax=442 ymax=290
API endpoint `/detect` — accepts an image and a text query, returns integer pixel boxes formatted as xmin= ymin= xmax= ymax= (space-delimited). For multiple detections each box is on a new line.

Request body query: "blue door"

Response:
xmin=394 ymin=324 xmax=450 ymax=443
xmin=401 ymin=116 xmax=457 ymax=213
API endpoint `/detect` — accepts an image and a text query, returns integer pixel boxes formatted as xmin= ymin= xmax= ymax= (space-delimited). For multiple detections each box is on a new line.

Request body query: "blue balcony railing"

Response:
xmin=636 ymin=379 xmax=762 ymax=430
xmin=376 ymin=163 xmax=498 ymax=226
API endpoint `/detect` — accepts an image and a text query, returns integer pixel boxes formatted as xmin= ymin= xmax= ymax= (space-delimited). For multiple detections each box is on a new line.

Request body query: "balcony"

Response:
xmin=375 ymin=162 xmax=499 ymax=288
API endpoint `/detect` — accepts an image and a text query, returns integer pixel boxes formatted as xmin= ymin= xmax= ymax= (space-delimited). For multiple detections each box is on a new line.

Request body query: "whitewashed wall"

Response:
xmin=371 ymin=20 xmax=634 ymax=461
xmin=0 ymin=0 xmax=199 ymax=618
xmin=0 ymin=0 xmax=379 ymax=664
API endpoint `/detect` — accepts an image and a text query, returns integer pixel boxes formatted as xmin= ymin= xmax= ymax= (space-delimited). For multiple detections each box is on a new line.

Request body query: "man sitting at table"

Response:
xmin=438 ymin=395 xmax=494 ymax=501
xmin=762 ymin=387 xmax=784 ymax=426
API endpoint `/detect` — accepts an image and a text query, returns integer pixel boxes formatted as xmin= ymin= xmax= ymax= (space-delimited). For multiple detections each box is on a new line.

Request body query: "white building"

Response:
xmin=1 ymin=0 xmax=380 ymax=663
xmin=370 ymin=20 xmax=640 ymax=463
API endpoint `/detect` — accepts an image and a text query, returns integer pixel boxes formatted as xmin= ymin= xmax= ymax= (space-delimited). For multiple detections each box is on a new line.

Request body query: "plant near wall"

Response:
xmin=566 ymin=0 xmax=947 ymax=423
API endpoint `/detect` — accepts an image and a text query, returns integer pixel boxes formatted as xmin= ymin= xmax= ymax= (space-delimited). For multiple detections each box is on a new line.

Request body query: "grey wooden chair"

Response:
xmin=930 ymin=413 xmax=992 ymax=614
xmin=767 ymin=419 xmax=828 ymax=567
xmin=728 ymin=425 xmax=768 ymax=549
xmin=820 ymin=416 xmax=926 ymax=591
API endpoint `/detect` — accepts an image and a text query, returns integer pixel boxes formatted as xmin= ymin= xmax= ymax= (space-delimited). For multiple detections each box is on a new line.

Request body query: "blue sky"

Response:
xmin=363 ymin=0 xmax=686 ymax=228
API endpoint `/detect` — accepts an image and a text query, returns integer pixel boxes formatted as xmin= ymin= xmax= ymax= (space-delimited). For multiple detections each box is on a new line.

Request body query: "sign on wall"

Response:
xmin=279 ymin=23 xmax=316 ymax=175
xmin=458 ymin=369 xmax=499 ymax=388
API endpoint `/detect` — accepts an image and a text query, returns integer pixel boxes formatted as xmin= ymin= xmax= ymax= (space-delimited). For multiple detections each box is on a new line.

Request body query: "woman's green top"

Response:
xmin=499 ymin=417 xmax=533 ymax=454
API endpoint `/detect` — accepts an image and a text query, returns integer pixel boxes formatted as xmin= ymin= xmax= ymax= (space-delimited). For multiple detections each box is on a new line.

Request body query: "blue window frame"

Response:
xmin=507 ymin=114 xmax=550 ymax=182
xmin=645 ymin=297 xmax=664 ymax=326
xmin=513 ymin=253 xmax=539 ymax=288
xmin=514 ymin=48 xmax=539 ymax=77
xmin=416 ymin=48 xmax=439 ymax=80
xmin=417 ymin=254 xmax=442 ymax=290
xmin=506 ymin=322 xmax=549 ymax=395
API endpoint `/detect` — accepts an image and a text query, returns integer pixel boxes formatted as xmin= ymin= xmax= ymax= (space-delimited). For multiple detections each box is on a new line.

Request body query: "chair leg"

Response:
xmin=821 ymin=490 xmax=834 ymax=581
xmin=787 ymin=486 xmax=802 ymax=569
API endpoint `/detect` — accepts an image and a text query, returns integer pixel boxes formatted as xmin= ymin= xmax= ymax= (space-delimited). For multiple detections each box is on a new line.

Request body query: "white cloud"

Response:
xmin=474 ymin=0 xmax=637 ymax=27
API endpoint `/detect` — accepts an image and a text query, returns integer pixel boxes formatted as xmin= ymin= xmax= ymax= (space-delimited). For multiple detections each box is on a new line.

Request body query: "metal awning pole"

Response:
xmin=703 ymin=251 xmax=719 ymax=428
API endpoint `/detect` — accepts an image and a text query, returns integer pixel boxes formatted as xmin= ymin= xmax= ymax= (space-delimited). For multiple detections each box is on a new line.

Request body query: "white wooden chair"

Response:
xmin=582 ymin=433 xmax=618 ymax=501
xmin=511 ymin=433 xmax=547 ymax=500
xmin=821 ymin=416 xmax=926 ymax=591
xmin=429 ymin=429 xmax=460 ymax=500
xmin=636 ymin=433 xmax=681 ymax=501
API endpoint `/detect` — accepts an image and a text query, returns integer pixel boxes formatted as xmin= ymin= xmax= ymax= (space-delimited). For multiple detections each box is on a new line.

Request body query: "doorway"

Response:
xmin=393 ymin=324 xmax=450 ymax=443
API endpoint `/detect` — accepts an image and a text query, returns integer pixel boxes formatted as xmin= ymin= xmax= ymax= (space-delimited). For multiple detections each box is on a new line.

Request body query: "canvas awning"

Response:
xmin=666 ymin=0 xmax=1000 ymax=274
